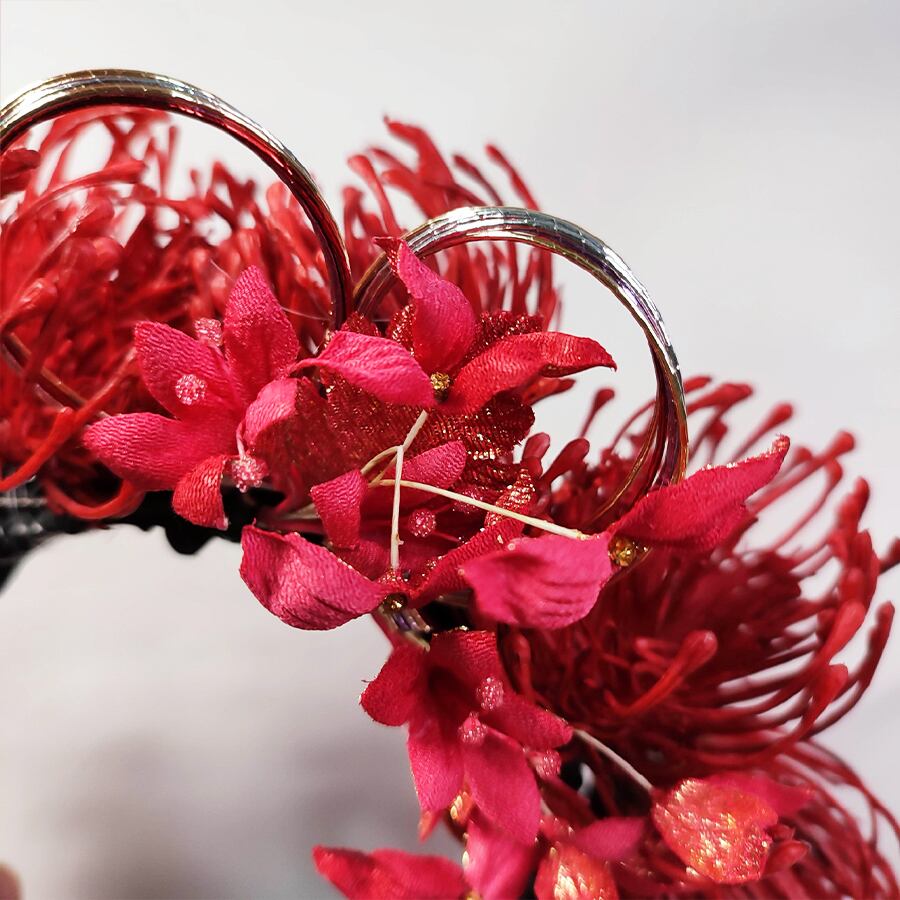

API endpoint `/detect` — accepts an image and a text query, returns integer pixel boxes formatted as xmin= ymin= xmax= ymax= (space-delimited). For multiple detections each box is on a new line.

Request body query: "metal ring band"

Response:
xmin=0 ymin=68 xmax=351 ymax=333
xmin=354 ymin=206 xmax=689 ymax=518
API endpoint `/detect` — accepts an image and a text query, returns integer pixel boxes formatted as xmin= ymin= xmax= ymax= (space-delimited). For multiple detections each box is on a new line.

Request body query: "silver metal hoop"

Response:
xmin=0 ymin=69 xmax=351 ymax=324
xmin=354 ymin=206 xmax=689 ymax=517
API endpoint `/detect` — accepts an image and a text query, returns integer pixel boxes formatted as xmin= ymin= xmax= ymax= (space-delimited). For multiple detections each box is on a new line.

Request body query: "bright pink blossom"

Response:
xmin=360 ymin=630 xmax=572 ymax=844
xmin=84 ymin=267 xmax=299 ymax=528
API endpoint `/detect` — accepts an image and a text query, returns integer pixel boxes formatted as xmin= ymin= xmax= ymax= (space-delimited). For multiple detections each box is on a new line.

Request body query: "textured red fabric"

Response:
xmin=312 ymin=845 xmax=466 ymax=900
xmin=223 ymin=266 xmax=300 ymax=400
xmin=464 ymin=533 xmax=613 ymax=628
xmin=305 ymin=329 xmax=435 ymax=408
xmin=311 ymin=469 xmax=368 ymax=548
xmin=241 ymin=377 xmax=298 ymax=447
xmin=380 ymin=237 xmax=478 ymax=374
xmin=240 ymin=527 xmax=386 ymax=629
xmin=464 ymin=811 xmax=537 ymax=899
xmin=172 ymin=454 xmax=230 ymax=530
xmin=612 ymin=436 xmax=789 ymax=552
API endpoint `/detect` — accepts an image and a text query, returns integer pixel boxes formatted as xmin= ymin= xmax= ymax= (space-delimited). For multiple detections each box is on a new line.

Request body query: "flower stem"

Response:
xmin=574 ymin=728 xmax=653 ymax=793
xmin=369 ymin=410 xmax=430 ymax=487
xmin=376 ymin=479 xmax=587 ymax=541
xmin=390 ymin=443 xmax=405 ymax=571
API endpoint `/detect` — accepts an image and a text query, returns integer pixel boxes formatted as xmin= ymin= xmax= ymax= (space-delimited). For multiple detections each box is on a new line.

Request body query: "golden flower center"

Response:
xmin=430 ymin=371 xmax=452 ymax=399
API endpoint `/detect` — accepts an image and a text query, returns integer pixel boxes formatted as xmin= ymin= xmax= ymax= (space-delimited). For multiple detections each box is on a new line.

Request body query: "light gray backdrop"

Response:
xmin=1 ymin=1 xmax=898 ymax=896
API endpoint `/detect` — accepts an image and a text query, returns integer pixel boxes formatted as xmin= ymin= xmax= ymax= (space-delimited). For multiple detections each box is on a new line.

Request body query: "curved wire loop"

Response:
xmin=0 ymin=68 xmax=352 ymax=407
xmin=354 ymin=206 xmax=689 ymax=523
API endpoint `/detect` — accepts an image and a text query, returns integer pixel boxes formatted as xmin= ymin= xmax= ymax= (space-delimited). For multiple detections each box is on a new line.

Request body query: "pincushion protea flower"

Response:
xmin=2 ymin=105 xmax=896 ymax=898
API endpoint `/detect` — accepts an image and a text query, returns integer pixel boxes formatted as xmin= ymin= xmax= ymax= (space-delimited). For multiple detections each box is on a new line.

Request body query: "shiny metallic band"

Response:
xmin=355 ymin=207 xmax=689 ymax=513
xmin=0 ymin=68 xmax=351 ymax=323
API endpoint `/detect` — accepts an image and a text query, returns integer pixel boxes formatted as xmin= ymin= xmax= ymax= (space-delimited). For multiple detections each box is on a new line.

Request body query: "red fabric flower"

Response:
xmin=360 ymin=630 xmax=572 ymax=844
xmin=381 ymin=239 xmax=615 ymax=414
xmin=84 ymin=267 xmax=299 ymax=528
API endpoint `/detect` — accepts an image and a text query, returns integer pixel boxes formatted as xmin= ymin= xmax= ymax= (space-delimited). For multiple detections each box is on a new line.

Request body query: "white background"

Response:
xmin=1 ymin=1 xmax=898 ymax=896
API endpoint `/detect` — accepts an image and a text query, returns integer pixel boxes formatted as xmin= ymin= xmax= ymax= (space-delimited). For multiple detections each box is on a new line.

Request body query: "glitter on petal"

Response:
xmin=174 ymin=373 xmax=207 ymax=406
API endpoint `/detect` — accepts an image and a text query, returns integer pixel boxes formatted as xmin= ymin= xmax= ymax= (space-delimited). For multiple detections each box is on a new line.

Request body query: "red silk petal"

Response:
xmin=414 ymin=521 xmax=523 ymax=602
xmin=613 ymin=436 xmax=790 ymax=553
xmin=464 ymin=533 xmax=613 ymax=628
xmin=305 ymin=330 xmax=436 ymax=407
xmin=172 ymin=453 xmax=229 ymax=529
xmin=134 ymin=321 xmax=238 ymax=420
xmin=407 ymin=715 xmax=465 ymax=813
xmin=571 ymin=817 xmax=645 ymax=862
xmin=534 ymin=844 xmax=619 ymax=900
xmin=239 ymin=527 xmax=386 ymax=630
xmin=360 ymin=643 xmax=425 ymax=727
xmin=241 ymin=377 xmax=298 ymax=449
xmin=311 ymin=469 xmax=368 ymax=548
xmin=313 ymin=845 xmax=466 ymax=900
xmin=463 ymin=731 xmax=541 ymax=844
xmin=224 ymin=266 xmax=299 ymax=399
xmin=381 ymin=238 xmax=478 ymax=373
xmin=651 ymin=778 xmax=778 ymax=884
xmin=84 ymin=413 xmax=232 ymax=491
xmin=445 ymin=331 xmax=615 ymax=415
xmin=465 ymin=811 xmax=537 ymax=900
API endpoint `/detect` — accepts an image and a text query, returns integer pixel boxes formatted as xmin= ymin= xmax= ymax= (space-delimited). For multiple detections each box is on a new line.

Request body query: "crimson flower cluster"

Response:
xmin=2 ymin=112 xmax=895 ymax=898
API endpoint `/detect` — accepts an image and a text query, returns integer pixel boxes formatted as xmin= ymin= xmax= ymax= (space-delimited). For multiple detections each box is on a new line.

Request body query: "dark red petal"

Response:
xmin=311 ymin=469 xmax=368 ymax=548
xmin=223 ymin=267 xmax=300 ymax=399
xmin=463 ymin=731 xmax=541 ymax=844
xmin=84 ymin=413 xmax=233 ymax=491
xmin=534 ymin=844 xmax=619 ymax=900
xmin=380 ymin=238 xmax=477 ymax=373
xmin=134 ymin=321 xmax=239 ymax=420
xmin=172 ymin=454 xmax=230 ymax=529
xmin=241 ymin=377 xmax=298 ymax=448
xmin=464 ymin=533 xmax=613 ymax=628
xmin=312 ymin=845 xmax=466 ymax=900
xmin=651 ymin=778 xmax=778 ymax=884
xmin=407 ymin=715 xmax=465 ymax=813
xmin=305 ymin=330 xmax=436 ymax=407
xmin=571 ymin=817 xmax=645 ymax=862
xmin=465 ymin=810 xmax=537 ymax=900
xmin=613 ymin=436 xmax=790 ymax=553
xmin=360 ymin=643 xmax=425 ymax=727
xmin=445 ymin=331 xmax=615 ymax=415
xmin=239 ymin=527 xmax=385 ymax=630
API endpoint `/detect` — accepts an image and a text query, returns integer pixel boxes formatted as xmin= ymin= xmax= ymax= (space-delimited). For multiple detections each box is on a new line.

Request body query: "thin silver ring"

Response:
xmin=0 ymin=69 xmax=351 ymax=324
xmin=354 ymin=206 xmax=688 ymax=516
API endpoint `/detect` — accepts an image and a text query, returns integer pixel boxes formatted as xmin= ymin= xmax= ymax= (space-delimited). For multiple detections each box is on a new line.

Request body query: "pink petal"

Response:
xmin=360 ymin=643 xmax=425 ymax=727
xmin=134 ymin=321 xmax=239 ymax=420
xmin=464 ymin=533 xmax=614 ymax=629
xmin=172 ymin=454 xmax=230 ymax=529
xmin=311 ymin=469 xmax=368 ymax=548
xmin=239 ymin=527 xmax=386 ymax=630
xmin=241 ymin=377 xmax=298 ymax=448
xmin=304 ymin=330 xmax=436 ymax=407
xmin=84 ymin=413 xmax=233 ymax=491
xmin=380 ymin=238 xmax=477 ymax=373
xmin=613 ymin=437 xmax=790 ymax=553
xmin=465 ymin=811 xmax=537 ymax=900
xmin=224 ymin=266 xmax=300 ymax=399
xmin=572 ymin=817 xmax=645 ymax=862
xmin=651 ymin=778 xmax=778 ymax=884
xmin=488 ymin=692 xmax=572 ymax=751
xmin=407 ymin=714 xmax=465 ymax=813
xmin=413 ymin=520 xmax=523 ymax=603
xmin=445 ymin=331 xmax=615 ymax=415
xmin=463 ymin=730 xmax=541 ymax=844
xmin=706 ymin=774 xmax=813 ymax=817
xmin=313 ymin=845 xmax=466 ymax=900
